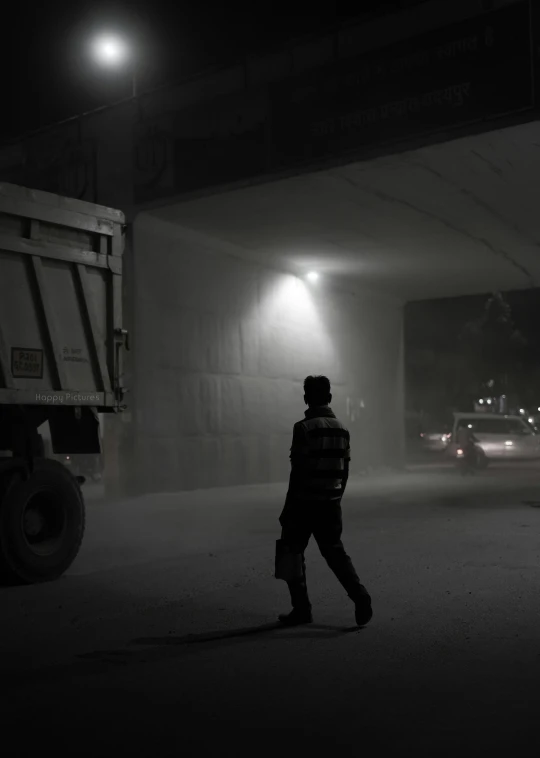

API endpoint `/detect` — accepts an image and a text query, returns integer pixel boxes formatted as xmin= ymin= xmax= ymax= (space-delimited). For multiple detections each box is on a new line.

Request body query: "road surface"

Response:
xmin=2 ymin=463 xmax=540 ymax=756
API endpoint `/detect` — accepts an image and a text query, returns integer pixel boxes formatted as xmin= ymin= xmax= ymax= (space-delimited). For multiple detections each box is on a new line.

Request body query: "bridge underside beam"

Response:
xmin=151 ymin=121 xmax=540 ymax=302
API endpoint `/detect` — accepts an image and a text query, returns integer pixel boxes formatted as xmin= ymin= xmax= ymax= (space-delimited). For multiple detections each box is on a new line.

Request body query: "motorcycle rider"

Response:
xmin=456 ymin=423 xmax=479 ymax=473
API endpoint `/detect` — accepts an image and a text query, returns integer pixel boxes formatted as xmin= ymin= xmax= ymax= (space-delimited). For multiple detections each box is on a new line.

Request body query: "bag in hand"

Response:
xmin=274 ymin=539 xmax=303 ymax=581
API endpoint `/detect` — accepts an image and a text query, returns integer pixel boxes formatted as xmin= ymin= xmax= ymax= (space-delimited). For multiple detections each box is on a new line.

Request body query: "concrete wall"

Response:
xmin=112 ymin=213 xmax=404 ymax=495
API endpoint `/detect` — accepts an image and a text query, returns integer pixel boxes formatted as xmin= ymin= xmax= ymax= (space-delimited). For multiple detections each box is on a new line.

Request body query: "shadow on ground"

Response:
xmin=131 ymin=620 xmax=361 ymax=646
xmin=4 ymin=620 xmax=365 ymax=691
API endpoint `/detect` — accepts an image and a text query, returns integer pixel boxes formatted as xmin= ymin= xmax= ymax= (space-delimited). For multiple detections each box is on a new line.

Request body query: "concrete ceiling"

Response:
xmin=151 ymin=120 xmax=540 ymax=302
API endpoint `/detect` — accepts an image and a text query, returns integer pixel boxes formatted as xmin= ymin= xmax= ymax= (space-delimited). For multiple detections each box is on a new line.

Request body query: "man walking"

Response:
xmin=277 ymin=375 xmax=373 ymax=627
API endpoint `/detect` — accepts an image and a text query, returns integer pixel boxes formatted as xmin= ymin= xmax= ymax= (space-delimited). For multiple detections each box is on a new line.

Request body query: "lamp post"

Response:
xmin=91 ymin=34 xmax=138 ymax=97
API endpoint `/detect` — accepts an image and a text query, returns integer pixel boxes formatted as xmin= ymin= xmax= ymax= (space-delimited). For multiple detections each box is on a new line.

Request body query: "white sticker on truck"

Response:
xmin=62 ymin=347 xmax=89 ymax=364
xmin=11 ymin=348 xmax=44 ymax=379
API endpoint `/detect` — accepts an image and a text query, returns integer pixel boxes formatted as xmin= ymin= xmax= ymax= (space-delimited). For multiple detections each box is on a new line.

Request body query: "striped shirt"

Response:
xmin=287 ymin=405 xmax=351 ymax=502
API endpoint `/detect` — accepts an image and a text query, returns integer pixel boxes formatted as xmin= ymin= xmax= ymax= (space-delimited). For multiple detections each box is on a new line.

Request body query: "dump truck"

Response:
xmin=0 ymin=182 xmax=128 ymax=583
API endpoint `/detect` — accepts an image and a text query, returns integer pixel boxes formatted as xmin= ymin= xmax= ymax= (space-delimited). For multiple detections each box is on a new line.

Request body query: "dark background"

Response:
xmin=405 ymin=288 xmax=540 ymax=420
xmin=2 ymin=0 xmax=538 ymax=411
xmin=1 ymin=1 xmax=431 ymax=141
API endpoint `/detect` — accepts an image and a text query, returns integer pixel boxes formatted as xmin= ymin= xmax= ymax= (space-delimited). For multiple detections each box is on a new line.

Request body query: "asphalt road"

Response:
xmin=3 ymin=463 xmax=540 ymax=756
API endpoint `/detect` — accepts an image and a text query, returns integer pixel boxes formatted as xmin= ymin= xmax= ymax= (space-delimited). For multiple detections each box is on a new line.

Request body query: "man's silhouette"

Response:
xmin=277 ymin=375 xmax=372 ymax=627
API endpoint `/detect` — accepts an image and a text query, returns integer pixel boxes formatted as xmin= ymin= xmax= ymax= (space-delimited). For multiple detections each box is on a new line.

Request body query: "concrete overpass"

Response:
xmin=1 ymin=0 xmax=539 ymax=495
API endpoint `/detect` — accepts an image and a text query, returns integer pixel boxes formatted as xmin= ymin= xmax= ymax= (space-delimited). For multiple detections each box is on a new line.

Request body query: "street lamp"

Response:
xmin=91 ymin=33 xmax=138 ymax=97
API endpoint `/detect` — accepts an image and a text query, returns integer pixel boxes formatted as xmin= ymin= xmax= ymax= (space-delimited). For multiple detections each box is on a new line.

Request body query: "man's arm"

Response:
xmin=340 ymin=460 xmax=349 ymax=496
xmin=287 ymin=423 xmax=309 ymax=495
xmin=340 ymin=439 xmax=351 ymax=497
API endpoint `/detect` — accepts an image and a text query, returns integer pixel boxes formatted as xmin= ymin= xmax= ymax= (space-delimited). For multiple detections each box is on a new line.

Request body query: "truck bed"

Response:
xmin=0 ymin=183 xmax=125 ymax=410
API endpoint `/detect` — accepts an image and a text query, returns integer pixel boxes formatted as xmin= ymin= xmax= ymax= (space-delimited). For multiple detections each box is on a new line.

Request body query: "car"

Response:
xmin=447 ymin=413 xmax=540 ymax=462
xmin=419 ymin=428 xmax=452 ymax=453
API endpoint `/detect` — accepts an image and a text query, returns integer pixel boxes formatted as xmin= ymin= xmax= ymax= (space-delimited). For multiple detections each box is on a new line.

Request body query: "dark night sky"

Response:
xmin=1 ymin=1 xmax=399 ymax=141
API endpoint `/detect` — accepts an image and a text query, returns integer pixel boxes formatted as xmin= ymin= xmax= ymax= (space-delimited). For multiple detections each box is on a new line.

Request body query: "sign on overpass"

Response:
xmin=271 ymin=1 xmax=533 ymax=167
xmin=134 ymin=1 xmax=534 ymax=202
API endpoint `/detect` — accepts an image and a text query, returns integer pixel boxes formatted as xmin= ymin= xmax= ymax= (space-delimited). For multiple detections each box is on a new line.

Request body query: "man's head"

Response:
xmin=303 ymin=375 xmax=332 ymax=407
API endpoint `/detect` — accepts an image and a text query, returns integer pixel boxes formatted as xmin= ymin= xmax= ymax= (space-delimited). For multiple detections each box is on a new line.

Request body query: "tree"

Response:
xmin=458 ymin=292 xmax=529 ymax=405
xmin=405 ymin=291 xmax=533 ymax=417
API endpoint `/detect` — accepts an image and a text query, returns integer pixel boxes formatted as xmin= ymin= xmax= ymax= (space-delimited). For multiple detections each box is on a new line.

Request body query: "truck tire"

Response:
xmin=0 ymin=458 xmax=85 ymax=584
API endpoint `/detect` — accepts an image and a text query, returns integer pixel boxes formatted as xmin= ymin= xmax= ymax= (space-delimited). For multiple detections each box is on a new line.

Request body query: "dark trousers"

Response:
xmin=279 ymin=497 xmax=366 ymax=610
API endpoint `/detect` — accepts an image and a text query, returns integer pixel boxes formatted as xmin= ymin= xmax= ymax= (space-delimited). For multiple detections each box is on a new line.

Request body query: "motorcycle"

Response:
xmin=455 ymin=443 xmax=488 ymax=474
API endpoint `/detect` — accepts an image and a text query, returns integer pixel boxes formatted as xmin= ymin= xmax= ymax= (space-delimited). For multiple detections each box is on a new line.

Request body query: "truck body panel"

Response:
xmin=0 ymin=183 xmax=126 ymax=583
xmin=0 ymin=182 xmax=126 ymax=410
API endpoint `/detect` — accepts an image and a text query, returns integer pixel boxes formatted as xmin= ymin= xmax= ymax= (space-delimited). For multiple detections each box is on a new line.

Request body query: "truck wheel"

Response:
xmin=0 ymin=459 xmax=85 ymax=584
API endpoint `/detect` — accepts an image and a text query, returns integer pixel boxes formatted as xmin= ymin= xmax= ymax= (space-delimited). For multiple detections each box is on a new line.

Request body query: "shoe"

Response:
xmin=278 ymin=608 xmax=313 ymax=626
xmin=353 ymin=593 xmax=373 ymax=627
